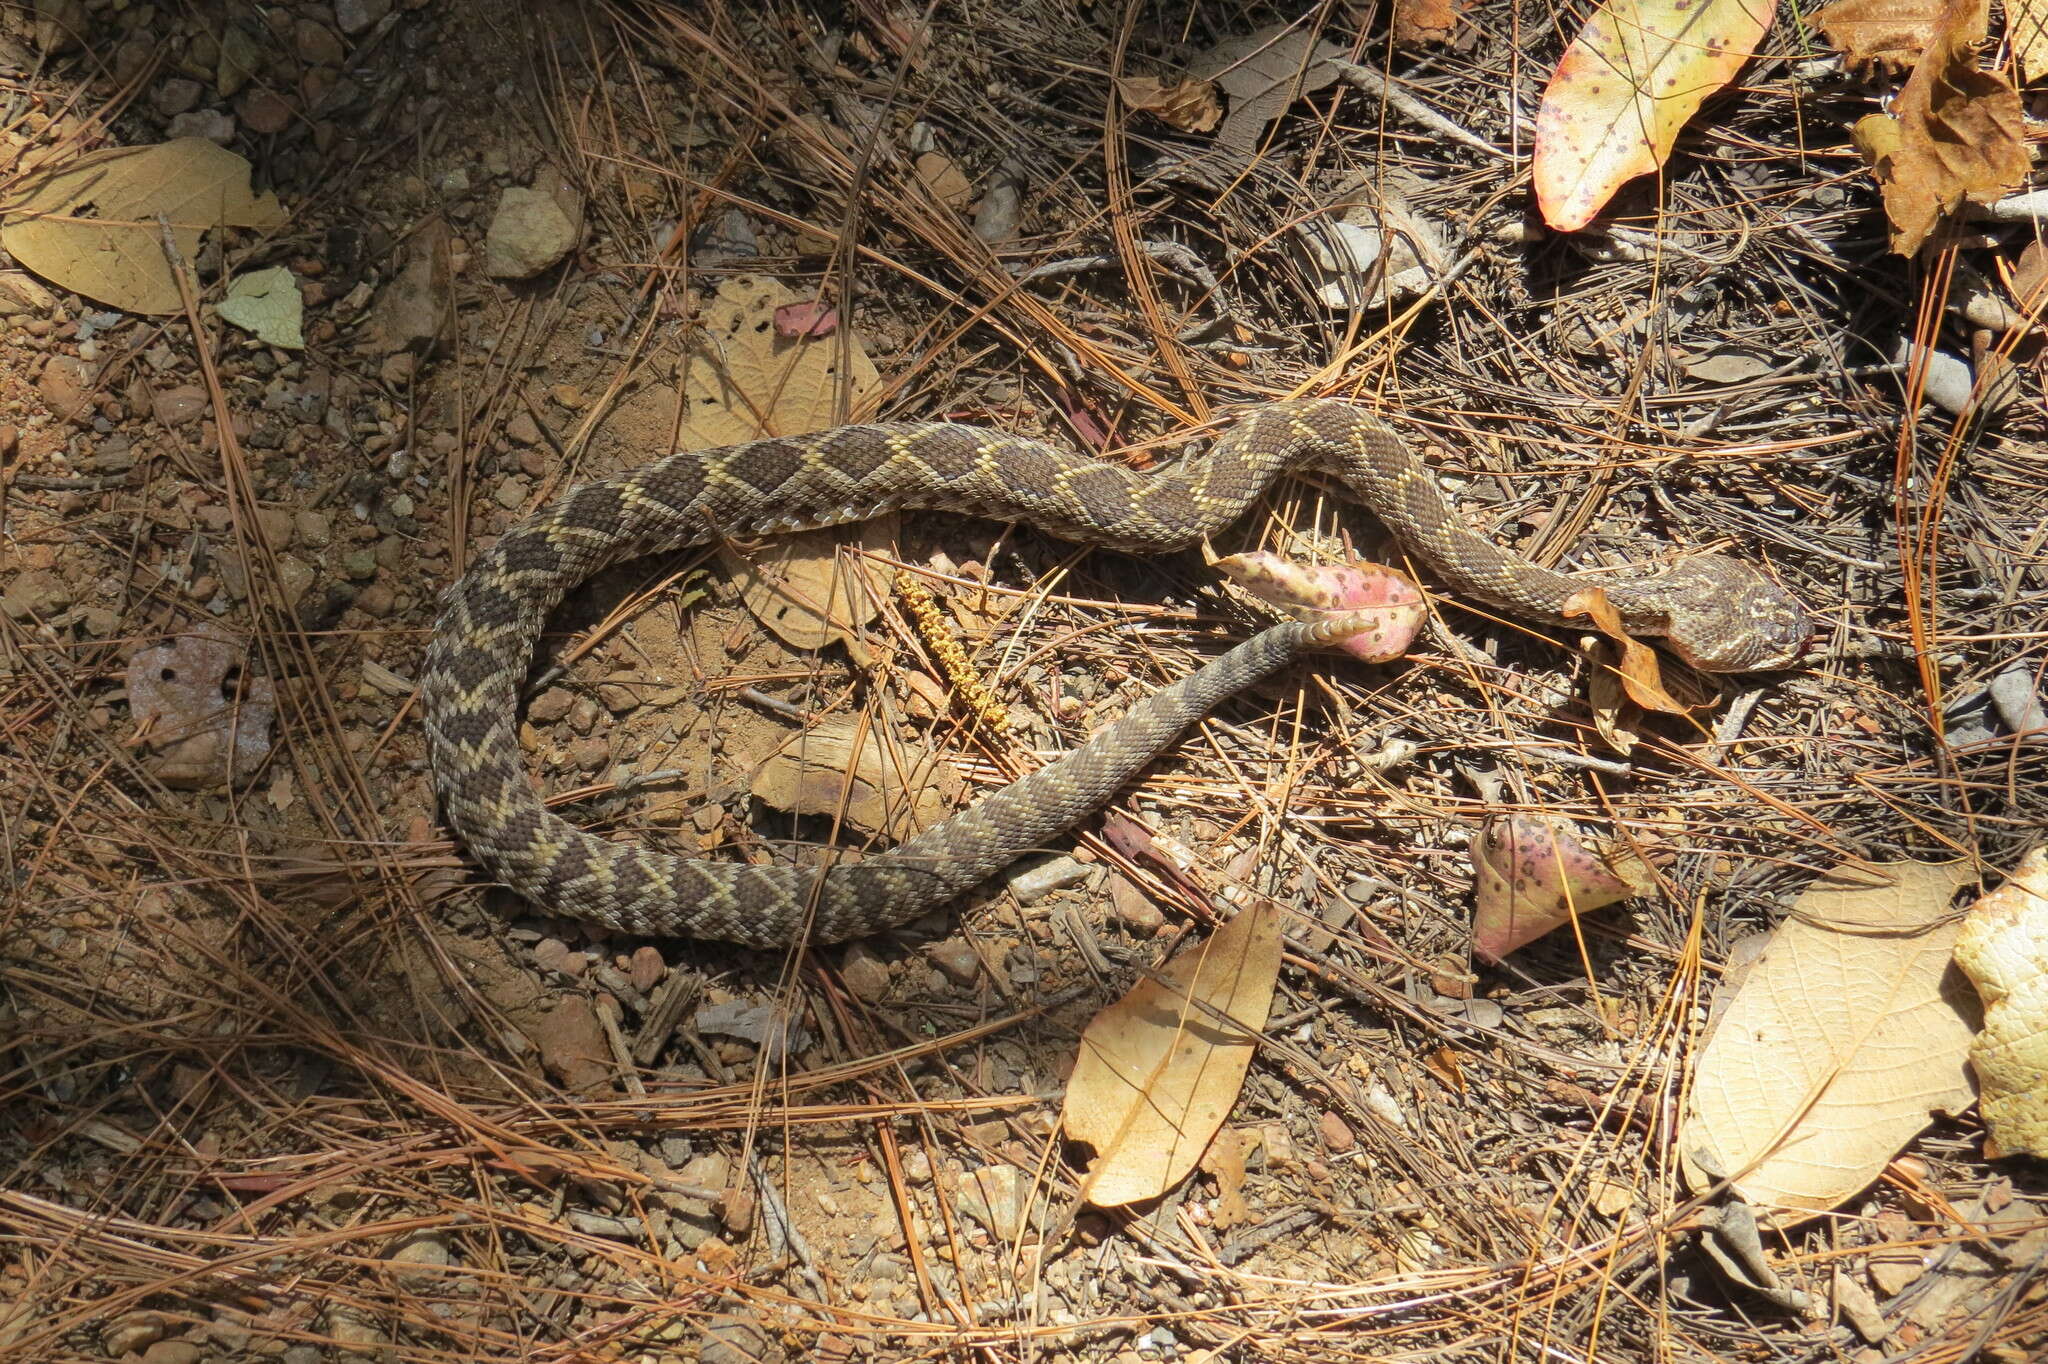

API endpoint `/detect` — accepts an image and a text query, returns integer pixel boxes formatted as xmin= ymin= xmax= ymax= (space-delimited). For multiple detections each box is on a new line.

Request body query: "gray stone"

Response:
xmin=484 ymin=187 xmax=578 ymax=280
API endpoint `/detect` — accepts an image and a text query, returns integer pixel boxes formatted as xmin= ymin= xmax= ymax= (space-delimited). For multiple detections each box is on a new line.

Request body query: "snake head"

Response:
xmin=1653 ymin=557 xmax=1815 ymax=673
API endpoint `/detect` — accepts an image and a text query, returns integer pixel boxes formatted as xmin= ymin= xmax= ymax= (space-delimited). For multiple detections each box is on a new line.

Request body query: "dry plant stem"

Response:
xmin=1329 ymin=58 xmax=1515 ymax=162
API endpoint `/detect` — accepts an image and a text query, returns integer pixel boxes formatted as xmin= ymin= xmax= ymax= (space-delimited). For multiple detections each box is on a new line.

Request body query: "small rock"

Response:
xmin=388 ymin=1230 xmax=452 ymax=1280
xmin=141 ymin=1341 xmax=204 ymax=1364
xmin=294 ymin=18 xmax=345 ymax=66
xmin=925 ymin=940 xmax=983 ymax=988
xmin=718 ymin=1187 xmax=756 ymax=1236
xmin=1 ymin=570 xmax=71 ymax=621
xmin=353 ymin=583 xmax=394 ymax=617
xmin=167 ymin=110 xmax=237 ymax=144
xmin=1318 ymin=1110 xmax=1355 ymax=1153
xmin=840 ymin=943 xmax=891 ymax=1001
xmin=494 ymin=475 xmax=530 ymax=511
xmin=504 ymin=410 xmax=542 ymax=445
xmin=1006 ymin=853 xmax=1092 ymax=905
xmin=216 ymin=24 xmax=261 ymax=97
xmin=37 ymin=355 xmax=96 ymax=423
xmin=335 ymin=0 xmax=391 ymax=35
xmin=31 ymin=0 xmax=87 ymax=55
xmin=293 ymin=510 xmax=331 ymax=548
xmin=152 ymin=385 xmax=209 ymax=427
xmin=368 ymin=220 xmax=453 ymax=355
xmin=154 ymin=78 xmax=202 ymax=116
xmin=102 ymin=1312 xmax=168 ymax=1357
xmin=0 ymin=425 xmax=16 ymax=458
xmin=955 ymin=1165 xmax=1031 ymax=1240
xmin=238 ymin=88 xmax=294 ymax=135
xmin=699 ymin=1316 xmax=773 ymax=1364
xmin=484 ymin=186 xmax=579 ymax=279
xmin=1108 ymin=874 xmax=1165 ymax=936
xmin=344 ymin=550 xmax=378 ymax=581
xmin=527 ymin=687 xmax=574 ymax=724
xmin=627 ymin=945 xmax=666 ymax=993
xmin=531 ymin=997 xmax=611 ymax=1093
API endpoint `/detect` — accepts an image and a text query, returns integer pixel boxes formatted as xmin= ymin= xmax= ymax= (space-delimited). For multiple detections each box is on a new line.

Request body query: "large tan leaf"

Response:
xmin=1533 ymin=0 xmax=1778 ymax=231
xmin=1062 ymin=903 xmax=1284 ymax=1207
xmin=1952 ymin=846 xmax=2048 ymax=1159
xmin=1680 ymin=860 xmax=1980 ymax=1226
xmin=751 ymin=714 xmax=962 ymax=842
xmin=1848 ymin=0 xmax=2028 ymax=256
xmin=1 ymin=138 xmax=287 ymax=314
xmin=675 ymin=275 xmax=891 ymax=652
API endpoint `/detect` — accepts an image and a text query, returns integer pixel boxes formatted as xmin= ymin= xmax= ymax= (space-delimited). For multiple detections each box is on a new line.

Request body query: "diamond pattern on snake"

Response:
xmin=423 ymin=400 xmax=1810 ymax=947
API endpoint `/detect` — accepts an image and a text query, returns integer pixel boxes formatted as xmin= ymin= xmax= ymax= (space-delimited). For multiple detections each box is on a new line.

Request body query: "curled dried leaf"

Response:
xmin=1116 ymin=75 xmax=1223 ymax=132
xmin=1952 ymin=845 xmax=2048 ymax=1159
xmin=1470 ymin=813 xmax=1656 ymax=962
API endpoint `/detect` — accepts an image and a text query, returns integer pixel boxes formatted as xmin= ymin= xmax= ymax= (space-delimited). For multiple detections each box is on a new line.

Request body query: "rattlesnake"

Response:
xmin=422 ymin=400 xmax=1809 ymax=946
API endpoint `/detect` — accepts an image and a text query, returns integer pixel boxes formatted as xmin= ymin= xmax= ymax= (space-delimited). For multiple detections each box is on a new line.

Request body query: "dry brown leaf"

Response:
xmin=1563 ymin=587 xmax=1699 ymax=715
xmin=1196 ymin=24 xmax=1346 ymax=154
xmin=1116 ymin=75 xmax=1223 ymax=132
xmin=677 ymin=275 xmax=892 ymax=652
xmin=1470 ymin=813 xmax=1657 ymax=961
xmin=1681 ymin=860 xmax=1981 ymax=1226
xmin=1849 ymin=0 xmax=2028 ymax=256
xmin=1814 ymin=0 xmax=1943 ymax=68
xmin=750 ymin=714 xmax=962 ymax=842
xmin=1952 ymin=845 xmax=2048 ymax=1159
xmin=1392 ymin=0 xmax=1469 ymax=45
xmin=1 ymin=138 xmax=288 ymax=314
xmin=1197 ymin=1127 xmax=1256 ymax=1229
xmin=1062 ymin=904 xmax=1284 ymax=1207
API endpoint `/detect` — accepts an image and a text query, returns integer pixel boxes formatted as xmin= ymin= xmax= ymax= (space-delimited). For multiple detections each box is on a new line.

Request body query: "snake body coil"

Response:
xmin=423 ymin=400 xmax=1809 ymax=946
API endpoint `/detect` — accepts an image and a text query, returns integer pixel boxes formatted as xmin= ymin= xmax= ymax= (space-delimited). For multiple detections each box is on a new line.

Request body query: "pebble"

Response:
xmin=154 ymin=78 xmax=202 ymax=115
xmin=627 ymin=945 xmax=665 ymax=993
xmin=505 ymin=410 xmax=542 ymax=445
xmin=485 ymin=186 xmax=579 ymax=279
xmin=388 ymin=1231 xmax=453 ymax=1280
xmin=152 ymin=385 xmax=209 ymax=427
xmin=1006 ymin=853 xmax=1092 ymax=905
xmin=1318 ymin=1111 xmax=1356 ymax=1153
xmin=167 ymin=109 xmax=237 ymax=144
xmin=1108 ymin=874 xmax=1165 ymax=936
xmin=294 ymin=510 xmax=331 ymax=547
xmin=217 ymin=25 xmax=261 ymax=97
xmin=295 ymin=18 xmax=345 ymax=67
xmin=527 ymin=687 xmax=574 ymax=724
xmin=37 ymin=355 xmax=95 ymax=423
xmin=238 ymin=89 xmax=294 ymax=135
xmin=925 ymin=940 xmax=983 ymax=988
xmin=353 ymin=583 xmax=395 ymax=616
xmin=335 ymin=0 xmax=392 ymax=34
xmin=2 ymin=570 xmax=71 ymax=621
xmin=839 ymin=943 xmax=892 ymax=1001
xmin=344 ymin=549 xmax=378 ymax=581
xmin=494 ymin=475 xmax=530 ymax=510
xmin=0 ymin=424 xmax=16 ymax=458
xmin=102 ymin=1313 xmax=167 ymax=1357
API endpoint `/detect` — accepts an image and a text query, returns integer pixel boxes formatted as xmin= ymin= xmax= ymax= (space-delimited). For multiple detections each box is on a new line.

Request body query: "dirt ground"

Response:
xmin=3 ymin=0 xmax=2046 ymax=1360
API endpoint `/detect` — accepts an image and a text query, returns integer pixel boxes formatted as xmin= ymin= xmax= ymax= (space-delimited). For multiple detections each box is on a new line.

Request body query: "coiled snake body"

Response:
xmin=423 ymin=400 xmax=1809 ymax=946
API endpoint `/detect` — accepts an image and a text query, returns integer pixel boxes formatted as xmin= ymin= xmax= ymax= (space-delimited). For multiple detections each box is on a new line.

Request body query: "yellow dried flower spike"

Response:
xmin=896 ymin=570 xmax=1009 ymax=735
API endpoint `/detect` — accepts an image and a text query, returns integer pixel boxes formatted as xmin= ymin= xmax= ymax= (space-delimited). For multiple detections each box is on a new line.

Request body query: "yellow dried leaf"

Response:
xmin=1952 ymin=846 xmax=2048 ymax=1159
xmin=1681 ymin=860 xmax=1981 ymax=1226
xmin=1534 ymin=0 xmax=1778 ymax=231
xmin=1062 ymin=904 xmax=1284 ymax=1207
xmin=1116 ymin=75 xmax=1223 ymax=132
xmin=1848 ymin=0 xmax=2027 ymax=255
xmin=1 ymin=138 xmax=288 ymax=314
